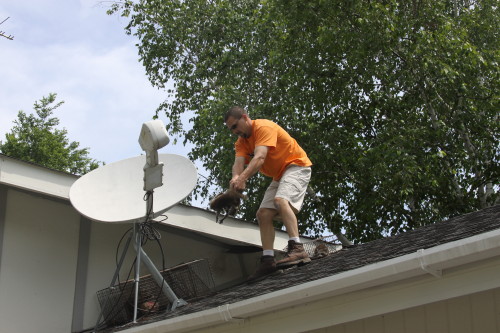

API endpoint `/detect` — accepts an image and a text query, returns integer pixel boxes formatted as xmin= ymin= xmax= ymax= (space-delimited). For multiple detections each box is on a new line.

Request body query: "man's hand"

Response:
xmin=230 ymin=175 xmax=246 ymax=192
xmin=230 ymin=146 xmax=268 ymax=191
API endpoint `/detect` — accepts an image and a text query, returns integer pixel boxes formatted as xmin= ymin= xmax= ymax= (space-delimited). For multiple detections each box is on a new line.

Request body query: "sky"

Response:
xmin=0 ymin=0 xmax=193 ymax=163
xmin=0 ymin=0 xmax=209 ymax=206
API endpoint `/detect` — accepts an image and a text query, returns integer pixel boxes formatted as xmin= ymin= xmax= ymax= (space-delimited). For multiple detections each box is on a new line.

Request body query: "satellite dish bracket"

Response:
xmin=143 ymin=162 xmax=164 ymax=191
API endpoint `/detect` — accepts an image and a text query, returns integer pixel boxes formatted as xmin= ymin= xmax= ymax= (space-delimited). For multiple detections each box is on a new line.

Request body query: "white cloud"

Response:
xmin=0 ymin=0 xmax=190 ymax=164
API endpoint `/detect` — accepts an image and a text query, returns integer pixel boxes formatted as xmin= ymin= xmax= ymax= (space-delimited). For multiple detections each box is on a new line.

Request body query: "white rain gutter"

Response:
xmin=122 ymin=227 xmax=500 ymax=333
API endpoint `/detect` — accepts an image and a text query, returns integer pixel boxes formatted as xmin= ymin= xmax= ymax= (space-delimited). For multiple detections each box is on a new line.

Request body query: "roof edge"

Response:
xmin=119 ymin=226 xmax=500 ymax=333
xmin=0 ymin=154 xmax=77 ymax=199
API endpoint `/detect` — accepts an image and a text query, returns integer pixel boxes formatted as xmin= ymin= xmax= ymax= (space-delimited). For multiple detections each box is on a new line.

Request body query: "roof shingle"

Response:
xmin=107 ymin=204 xmax=500 ymax=332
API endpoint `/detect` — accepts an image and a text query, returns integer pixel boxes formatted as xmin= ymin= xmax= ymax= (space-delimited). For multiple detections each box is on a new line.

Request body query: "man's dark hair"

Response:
xmin=224 ymin=106 xmax=247 ymax=122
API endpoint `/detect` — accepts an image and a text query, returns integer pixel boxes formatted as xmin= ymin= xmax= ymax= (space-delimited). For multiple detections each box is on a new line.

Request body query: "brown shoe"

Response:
xmin=247 ymin=255 xmax=278 ymax=283
xmin=276 ymin=240 xmax=311 ymax=268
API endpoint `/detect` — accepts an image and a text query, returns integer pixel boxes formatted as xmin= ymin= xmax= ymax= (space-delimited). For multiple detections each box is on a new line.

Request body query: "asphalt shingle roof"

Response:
xmin=106 ymin=204 xmax=500 ymax=332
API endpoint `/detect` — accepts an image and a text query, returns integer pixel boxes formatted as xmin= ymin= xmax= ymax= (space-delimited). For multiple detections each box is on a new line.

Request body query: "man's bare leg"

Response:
xmin=256 ymin=207 xmax=278 ymax=250
xmin=246 ymin=207 xmax=279 ymax=283
xmin=273 ymin=197 xmax=299 ymax=238
xmin=274 ymin=197 xmax=310 ymax=267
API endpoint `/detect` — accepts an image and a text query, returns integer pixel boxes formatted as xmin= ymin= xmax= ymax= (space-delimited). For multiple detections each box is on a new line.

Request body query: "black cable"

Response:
xmin=115 ymin=227 xmax=133 ymax=286
xmin=141 ymin=190 xmax=163 ymax=240
xmin=140 ymin=222 xmax=162 ymax=241
xmin=156 ymin=214 xmax=169 ymax=223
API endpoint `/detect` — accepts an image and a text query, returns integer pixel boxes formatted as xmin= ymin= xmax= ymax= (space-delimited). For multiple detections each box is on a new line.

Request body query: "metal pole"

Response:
xmin=133 ymin=223 xmax=141 ymax=323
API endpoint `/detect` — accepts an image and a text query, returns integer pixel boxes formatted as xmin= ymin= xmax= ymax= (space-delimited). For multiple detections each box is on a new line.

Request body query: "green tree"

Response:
xmin=0 ymin=93 xmax=101 ymax=175
xmin=110 ymin=0 xmax=499 ymax=242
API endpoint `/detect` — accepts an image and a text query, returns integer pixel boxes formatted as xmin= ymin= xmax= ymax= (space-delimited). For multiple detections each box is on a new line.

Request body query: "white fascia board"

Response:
xmin=0 ymin=155 xmax=76 ymax=200
xmin=161 ymin=204 xmax=293 ymax=250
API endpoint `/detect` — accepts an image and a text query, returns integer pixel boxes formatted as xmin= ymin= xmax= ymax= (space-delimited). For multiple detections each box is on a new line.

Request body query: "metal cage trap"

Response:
xmin=96 ymin=258 xmax=215 ymax=327
xmin=282 ymin=235 xmax=343 ymax=260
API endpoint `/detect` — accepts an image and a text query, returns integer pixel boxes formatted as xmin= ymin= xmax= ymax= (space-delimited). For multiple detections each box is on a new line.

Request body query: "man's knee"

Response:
xmin=257 ymin=207 xmax=276 ymax=224
xmin=273 ymin=197 xmax=288 ymax=211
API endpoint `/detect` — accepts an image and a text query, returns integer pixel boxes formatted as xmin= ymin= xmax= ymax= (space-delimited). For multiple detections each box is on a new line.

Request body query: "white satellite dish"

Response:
xmin=70 ymin=120 xmax=198 ymax=325
xmin=69 ymin=153 xmax=197 ymax=224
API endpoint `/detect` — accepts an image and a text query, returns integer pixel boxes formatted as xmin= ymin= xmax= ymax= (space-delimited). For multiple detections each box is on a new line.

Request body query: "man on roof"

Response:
xmin=224 ymin=106 xmax=313 ymax=282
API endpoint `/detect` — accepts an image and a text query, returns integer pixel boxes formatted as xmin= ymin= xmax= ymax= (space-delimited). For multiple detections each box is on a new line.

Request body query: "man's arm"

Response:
xmin=230 ymin=145 xmax=268 ymax=191
xmin=231 ymin=156 xmax=245 ymax=179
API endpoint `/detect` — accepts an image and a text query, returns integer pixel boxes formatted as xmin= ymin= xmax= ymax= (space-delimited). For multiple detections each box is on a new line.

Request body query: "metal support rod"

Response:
xmin=134 ymin=244 xmax=187 ymax=310
xmin=133 ymin=191 xmax=186 ymax=313
xmin=133 ymin=223 xmax=141 ymax=323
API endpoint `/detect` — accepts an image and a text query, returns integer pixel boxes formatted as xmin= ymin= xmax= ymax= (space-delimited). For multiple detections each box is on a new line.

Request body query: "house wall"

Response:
xmin=306 ymin=287 xmax=500 ymax=333
xmin=0 ymin=185 xmax=261 ymax=333
xmin=0 ymin=188 xmax=80 ymax=333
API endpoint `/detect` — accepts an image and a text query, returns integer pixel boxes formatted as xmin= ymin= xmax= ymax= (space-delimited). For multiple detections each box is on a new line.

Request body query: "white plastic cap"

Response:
xmin=139 ymin=119 xmax=170 ymax=151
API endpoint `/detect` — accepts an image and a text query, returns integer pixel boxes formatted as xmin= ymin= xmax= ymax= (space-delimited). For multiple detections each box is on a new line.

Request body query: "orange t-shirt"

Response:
xmin=235 ymin=119 xmax=312 ymax=180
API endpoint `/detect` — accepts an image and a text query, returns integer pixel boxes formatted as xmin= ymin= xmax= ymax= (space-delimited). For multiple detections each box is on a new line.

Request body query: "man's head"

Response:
xmin=225 ymin=106 xmax=252 ymax=138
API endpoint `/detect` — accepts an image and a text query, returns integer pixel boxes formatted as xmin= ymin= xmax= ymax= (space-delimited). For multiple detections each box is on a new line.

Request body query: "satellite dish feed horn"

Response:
xmin=70 ymin=119 xmax=197 ymax=328
xmin=139 ymin=120 xmax=170 ymax=191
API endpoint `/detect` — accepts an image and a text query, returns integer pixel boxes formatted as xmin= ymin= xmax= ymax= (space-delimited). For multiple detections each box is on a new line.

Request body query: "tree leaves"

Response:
xmin=0 ymin=93 xmax=101 ymax=175
xmin=110 ymin=0 xmax=499 ymax=242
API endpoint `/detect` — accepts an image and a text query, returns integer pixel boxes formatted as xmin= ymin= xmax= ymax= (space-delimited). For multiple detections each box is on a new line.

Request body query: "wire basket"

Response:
xmin=159 ymin=258 xmax=216 ymax=301
xmin=96 ymin=282 xmax=135 ymax=327
xmin=282 ymin=235 xmax=342 ymax=259
xmin=96 ymin=258 xmax=215 ymax=327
